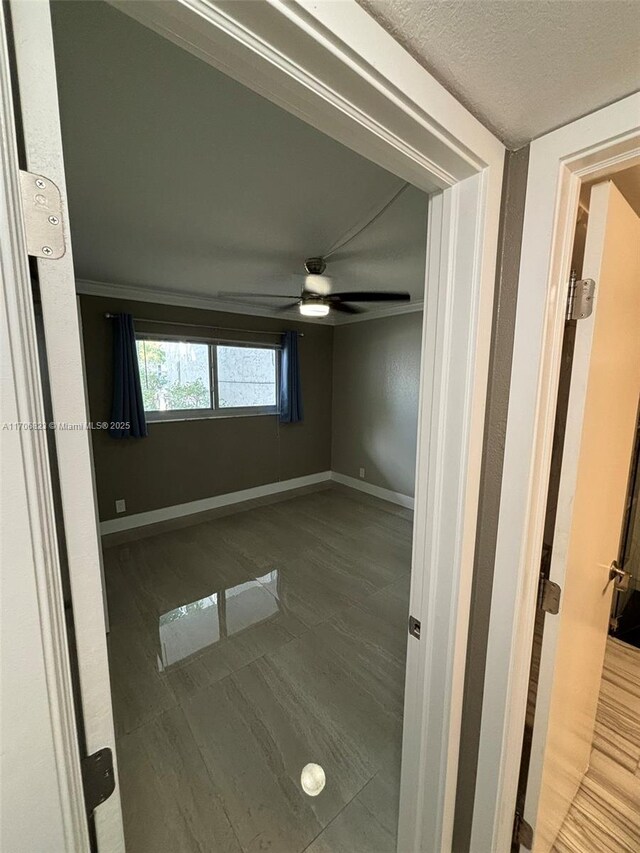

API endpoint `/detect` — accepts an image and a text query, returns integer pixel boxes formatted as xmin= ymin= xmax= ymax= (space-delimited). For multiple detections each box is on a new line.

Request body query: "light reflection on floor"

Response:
xmin=158 ymin=571 xmax=279 ymax=670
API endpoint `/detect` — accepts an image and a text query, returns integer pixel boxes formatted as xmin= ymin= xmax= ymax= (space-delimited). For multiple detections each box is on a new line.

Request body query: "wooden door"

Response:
xmin=524 ymin=180 xmax=640 ymax=851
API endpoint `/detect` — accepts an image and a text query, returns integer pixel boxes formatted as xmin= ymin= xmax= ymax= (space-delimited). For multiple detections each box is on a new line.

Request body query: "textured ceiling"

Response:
xmin=357 ymin=0 xmax=640 ymax=148
xmin=51 ymin=1 xmax=428 ymax=314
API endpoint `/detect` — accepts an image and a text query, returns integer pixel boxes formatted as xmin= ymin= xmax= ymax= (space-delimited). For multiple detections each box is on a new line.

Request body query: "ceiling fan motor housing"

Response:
xmin=304 ymin=257 xmax=327 ymax=276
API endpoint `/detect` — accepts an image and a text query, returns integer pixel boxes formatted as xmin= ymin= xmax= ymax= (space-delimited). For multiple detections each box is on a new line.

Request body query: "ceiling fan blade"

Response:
xmin=218 ymin=291 xmax=299 ymax=299
xmin=329 ymin=291 xmax=411 ymax=302
xmin=331 ymin=302 xmax=363 ymax=314
xmin=274 ymin=301 xmax=302 ymax=312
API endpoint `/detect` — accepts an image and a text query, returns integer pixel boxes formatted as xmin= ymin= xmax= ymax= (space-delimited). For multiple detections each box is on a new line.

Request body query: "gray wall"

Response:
xmin=453 ymin=146 xmax=530 ymax=851
xmin=331 ymin=312 xmax=422 ymax=497
xmin=79 ymin=295 xmax=333 ymax=521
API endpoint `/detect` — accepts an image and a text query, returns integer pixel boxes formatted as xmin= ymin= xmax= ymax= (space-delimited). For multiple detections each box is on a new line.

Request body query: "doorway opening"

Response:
xmin=514 ymin=163 xmax=640 ymax=853
xmin=50 ymin=2 xmax=428 ymax=850
xmin=5 ymin=0 xmax=503 ymax=846
xmin=610 ymin=405 xmax=640 ymax=647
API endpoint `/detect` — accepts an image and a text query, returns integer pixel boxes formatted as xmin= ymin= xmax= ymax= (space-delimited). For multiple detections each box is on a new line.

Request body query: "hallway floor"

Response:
xmin=554 ymin=638 xmax=640 ymax=853
xmin=104 ymin=487 xmax=411 ymax=853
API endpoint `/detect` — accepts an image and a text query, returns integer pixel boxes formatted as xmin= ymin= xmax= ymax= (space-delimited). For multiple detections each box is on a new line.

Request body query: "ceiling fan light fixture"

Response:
xmin=299 ymin=301 xmax=330 ymax=317
xmin=304 ymin=274 xmax=331 ymax=295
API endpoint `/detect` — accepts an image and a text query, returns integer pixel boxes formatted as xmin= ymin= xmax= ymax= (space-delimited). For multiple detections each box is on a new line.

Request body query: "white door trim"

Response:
xmin=0 ymin=8 xmax=88 ymax=851
xmin=4 ymin=1 xmax=503 ymax=850
xmin=472 ymin=93 xmax=640 ymax=853
xmin=7 ymin=2 xmax=126 ymax=849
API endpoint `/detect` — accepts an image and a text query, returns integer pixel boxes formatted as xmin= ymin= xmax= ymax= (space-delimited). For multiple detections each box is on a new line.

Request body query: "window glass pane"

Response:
xmin=216 ymin=345 xmax=277 ymax=409
xmin=136 ymin=339 xmax=211 ymax=411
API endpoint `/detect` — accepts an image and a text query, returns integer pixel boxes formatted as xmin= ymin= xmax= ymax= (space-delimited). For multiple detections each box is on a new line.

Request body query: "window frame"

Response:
xmin=135 ymin=332 xmax=280 ymax=422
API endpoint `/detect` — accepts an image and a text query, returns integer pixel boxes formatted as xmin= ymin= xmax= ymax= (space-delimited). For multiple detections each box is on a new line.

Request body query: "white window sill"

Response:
xmin=145 ymin=408 xmax=279 ymax=424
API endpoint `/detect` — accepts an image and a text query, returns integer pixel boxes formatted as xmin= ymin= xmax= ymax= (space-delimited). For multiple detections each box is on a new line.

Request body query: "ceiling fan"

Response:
xmin=220 ymin=257 xmax=411 ymax=318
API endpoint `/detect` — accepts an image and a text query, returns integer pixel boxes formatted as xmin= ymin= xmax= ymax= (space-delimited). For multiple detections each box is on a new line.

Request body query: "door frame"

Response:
xmin=2 ymin=1 xmax=504 ymax=850
xmin=0 ymin=12 xmax=89 ymax=851
xmin=471 ymin=93 xmax=640 ymax=852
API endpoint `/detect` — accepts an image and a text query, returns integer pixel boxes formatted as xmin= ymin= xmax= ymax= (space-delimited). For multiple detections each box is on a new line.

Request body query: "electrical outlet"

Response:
xmin=359 ymin=467 xmax=365 ymax=479
xmin=115 ymin=499 xmax=126 ymax=514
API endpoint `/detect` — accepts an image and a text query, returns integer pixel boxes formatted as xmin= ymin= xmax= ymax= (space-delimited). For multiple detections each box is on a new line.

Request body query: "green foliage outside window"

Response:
xmin=136 ymin=339 xmax=210 ymax=411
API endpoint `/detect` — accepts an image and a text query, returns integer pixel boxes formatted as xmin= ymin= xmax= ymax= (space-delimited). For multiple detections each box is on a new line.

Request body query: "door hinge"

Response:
xmin=81 ymin=747 xmax=115 ymax=814
xmin=566 ymin=270 xmax=595 ymax=321
xmin=408 ymin=615 xmax=421 ymax=639
xmin=18 ymin=170 xmax=66 ymax=259
xmin=513 ymin=810 xmax=534 ymax=849
xmin=538 ymin=576 xmax=561 ymax=615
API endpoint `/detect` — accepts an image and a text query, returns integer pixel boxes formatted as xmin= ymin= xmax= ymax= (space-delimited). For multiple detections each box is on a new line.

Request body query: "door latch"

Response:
xmin=408 ymin=615 xmax=421 ymax=639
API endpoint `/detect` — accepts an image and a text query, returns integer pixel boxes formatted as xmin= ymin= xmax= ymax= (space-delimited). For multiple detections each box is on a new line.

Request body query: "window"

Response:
xmin=216 ymin=346 xmax=277 ymax=409
xmin=136 ymin=339 xmax=211 ymax=412
xmin=136 ymin=337 xmax=278 ymax=420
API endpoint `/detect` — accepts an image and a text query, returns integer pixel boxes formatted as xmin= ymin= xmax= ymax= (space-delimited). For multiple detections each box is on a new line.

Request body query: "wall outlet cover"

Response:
xmin=359 ymin=468 xmax=365 ymax=479
xmin=115 ymin=499 xmax=126 ymax=514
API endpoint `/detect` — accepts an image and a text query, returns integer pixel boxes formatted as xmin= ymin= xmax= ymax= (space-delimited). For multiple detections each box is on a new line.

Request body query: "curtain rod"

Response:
xmin=104 ymin=313 xmax=304 ymax=337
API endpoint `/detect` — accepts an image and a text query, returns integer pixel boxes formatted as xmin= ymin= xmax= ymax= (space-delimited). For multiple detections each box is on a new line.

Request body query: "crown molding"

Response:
xmin=75 ymin=278 xmax=423 ymax=325
xmin=75 ymin=278 xmax=326 ymax=323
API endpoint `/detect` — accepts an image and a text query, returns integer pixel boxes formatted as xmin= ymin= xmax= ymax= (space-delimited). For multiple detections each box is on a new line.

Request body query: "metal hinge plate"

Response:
xmin=18 ymin=170 xmax=65 ymax=259
xmin=513 ymin=811 xmax=534 ymax=849
xmin=81 ymin=747 xmax=115 ymax=814
xmin=539 ymin=577 xmax=561 ymax=615
xmin=566 ymin=273 xmax=595 ymax=321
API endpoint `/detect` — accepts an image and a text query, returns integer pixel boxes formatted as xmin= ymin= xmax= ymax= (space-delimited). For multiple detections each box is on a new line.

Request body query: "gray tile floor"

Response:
xmin=104 ymin=487 xmax=412 ymax=853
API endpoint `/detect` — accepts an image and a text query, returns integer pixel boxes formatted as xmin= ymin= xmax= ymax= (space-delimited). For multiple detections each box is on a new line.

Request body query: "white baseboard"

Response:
xmin=330 ymin=472 xmax=414 ymax=509
xmin=99 ymin=471 xmax=332 ymax=534
xmin=99 ymin=469 xmax=414 ymax=535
